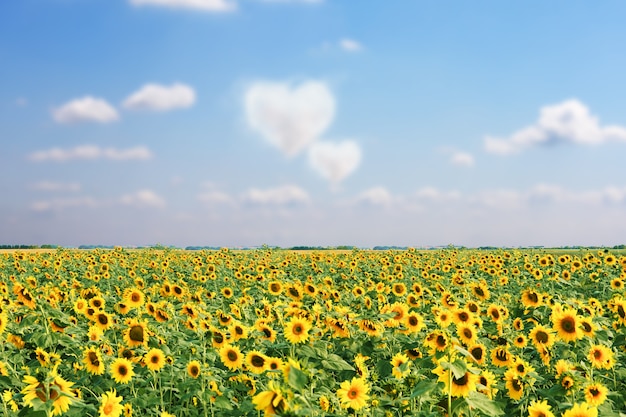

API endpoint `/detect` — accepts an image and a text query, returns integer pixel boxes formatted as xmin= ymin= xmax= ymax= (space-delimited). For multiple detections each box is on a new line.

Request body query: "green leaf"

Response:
xmin=213 ymin=395 xmax=233 ymax=410
xmin=465 ymin=391 xmax=505 ymax=416
xmin=410 ymin=380 xmax=438 ymax=398
xmin=287 ymin=365 xmax=308 ymax=391
xmin=321 ymin=357 xmax=354 ymax=371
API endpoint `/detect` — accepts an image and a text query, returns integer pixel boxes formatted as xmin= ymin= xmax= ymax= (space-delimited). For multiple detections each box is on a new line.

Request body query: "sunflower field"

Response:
xmin=1 ymin=247 xmax=626 ymax=417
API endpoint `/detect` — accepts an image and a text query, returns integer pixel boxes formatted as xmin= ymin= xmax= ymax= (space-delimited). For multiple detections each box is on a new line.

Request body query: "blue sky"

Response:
xmin=3 ymin=0 xmax=626 ymax=247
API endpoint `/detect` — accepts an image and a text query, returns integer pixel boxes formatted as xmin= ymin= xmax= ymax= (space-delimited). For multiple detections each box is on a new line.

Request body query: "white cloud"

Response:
xmin=31 ymin=181 xmax=81 ymax=192
xmin=485 ymin=99 xmax=626 ymax=155
xmin=242 ymin=185 xmax=310 ymax=206
xmin=339 ymin=38 xmax=363 ymax=52
xmin=52 ymin=96 xmax=119 ymax=124
xmin=257 ymin=0 xmax=323 ymax=3
xmin=355 ymin=187 xmax=393 ymax=206
xmin=308 ymin=140 xmax=361 ymax=185
xmin=450 ymin=151 xmax=474 ymax=167
xmin=245 ymin=80 xmax=335 ymax=157
xmin=129 ymin=0 xmax=236 ymax=12
xmin=197 ymin=190 xmax=236 ymax=206
xmin=30 ymin=197 xmax=98 ymax=212
xmin=120 ymin=190 xmax=166 ymax=208
xmin=29 ymin=145 xmax=153 ymax=162
xmin=415 ymin=187 xmax=462 ymax=202
xmin=123 ymin=83 xmax=196 ymax=112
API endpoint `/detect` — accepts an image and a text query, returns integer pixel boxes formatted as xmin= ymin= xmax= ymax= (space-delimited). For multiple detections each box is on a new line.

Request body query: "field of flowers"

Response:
xmin=1 ymin=247 xmax=625 ymax=417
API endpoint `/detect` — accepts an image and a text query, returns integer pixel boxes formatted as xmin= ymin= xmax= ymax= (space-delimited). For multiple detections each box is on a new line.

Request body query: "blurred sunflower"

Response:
xmin=83 ymin=347 xmax=105 ymax=375
xmin=584 ymin=382 xmax=608 ymax=407
xmin=110 ymin=358 xmax=134 ymax=384
xmin=99 ymin=389 xmax=124 ymax=417
xmin=561 ymin=402 xmax=598 ymax=417
xmin=252 ymin=381 xmax=288 ymax=416
xmin=283 ymin=317 xmax=312 ymax=344
xmin=186 ymin=360 xmax=201 ymax=378
xmin=337 ymin=377 xmax=370 ymax=410
xmin=144 ymin=348 xmax=166 ymax=372
xmin=219 ymin=344 xmax=244 ymax=371
xmin=527 ymin=399 xmax=554 ymax=417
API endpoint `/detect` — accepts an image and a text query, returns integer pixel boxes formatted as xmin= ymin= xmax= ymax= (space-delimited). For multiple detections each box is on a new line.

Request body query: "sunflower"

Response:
xmin=83 ymin=347 xmax=105 ymax=375
xmin=561 ymin=403 xmax=598 ymax=417
xmin=246 ymin=351 xmax=268 ymax=374
xmin=434 ymin=309 xmax=453 ymax=328
xmin=529 ymin=324 xmax=555 ymax=349
xmin=513 ymin=334 xmax=527 ymax=348
xmin=511 ymin=358 xmax=534 ymax=376
xmin=187 ymin=360 xmax=201 ymax=378
xmin=456 ymin=324 xmax=478 ymax=346
xmin=337 ymin=377 xmax=370 ymax=410
xmin=110 ymin=358 xmax=134 ymax=384
xmin=471 ymin=282 xmax=490 ymax=301
xmin=94 ymin=312 xmax=114 ymax=331
xmin=267 ymin=281 xmax=283 ymax=296
xmin=401 ymin=312 xmax=424 ymax=334
xmin=583 ymin=382 xmax=608 ymax=407
xmin=504 ymin=368 xmax=524 ymax=400
xmin=99 ymin=390 xmax=124 ymax=417
xmin=391 ymin=282 xmax=407 ymax=297
xmin=219 ymin=344 xmax=244 ymax=371
xmin=123 ymin=319 xmax=149 ymax=348
xmin=390 ymin=352 xmax=410 ymax=379
xmin=452 ymin=308 xmax=473 ymax=325
xmin=123 ymin=288 xmax=145 ymax=309
xmin=587 ymin=344 xmax=614 ymax=369
xmin=433 ymin=363 xmax=478 ymax=398
xmin=579 ymin=317 xmax=595 ymax=338
xmin=552 ymin=308 xmax=583 ymax=343
xmin=521 ymin=289 xmax=542 ymax=308
xmin=257 ymin=323 xmax=277 ymax=343
xmin=477 ymin=370 xmax=497 ymax=399
xmin=252 ymin=381 xmax=288 ymax=415
xmin=468 ymin=344 xmax=487 ymax=365
xmin=527 ymin=399 xmax=555 ymax=417
xmin=144 ymin=348 xmax=166 ymax=372
xmin=283 ymin=317 xmax=312 ymax=344
xmin=425 ymin=330 xmax=449 ymax=353
xmin=22 ymin=373 xmax=77 ymax=416
xmin=266 ymin=357 xmax=284 ymax=372
xmin=491 ymin=346 xmax=513 ymax=367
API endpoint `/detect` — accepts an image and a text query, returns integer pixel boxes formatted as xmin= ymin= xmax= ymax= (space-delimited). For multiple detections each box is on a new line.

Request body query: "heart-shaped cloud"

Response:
xmin=308 ymin=140 xmax=361 ymax=184
xmin=245 ymin=80 xmax=335 ymax=157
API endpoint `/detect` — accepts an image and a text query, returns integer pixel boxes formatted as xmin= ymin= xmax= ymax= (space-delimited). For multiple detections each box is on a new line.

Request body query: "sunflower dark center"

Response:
xmin=536 ymin=330 xmax=548 ymax=343
xmin=227 ymin=351 xmax=238 ymax=361
xmin=561 ymin=317 xmax=576 ymax=333
xmin=251 ymin=355 xmax=265 ymax=367
xmin=129 ymin=325 xmax=144 ymax=342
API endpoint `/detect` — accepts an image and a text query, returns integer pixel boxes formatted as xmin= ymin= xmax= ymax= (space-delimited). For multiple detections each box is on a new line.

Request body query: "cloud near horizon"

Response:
xmin=129 ymin=0 xmax=237 ymax=12
xmin=52 ymin=97 xmax=119 ymax=124
xmin=123 ymin=83 xmax=196 ymax=112
xmin=29 ymin=145 xmax=153 ymax=162
xmin=485 ymin=99 xmax=626 ymax=155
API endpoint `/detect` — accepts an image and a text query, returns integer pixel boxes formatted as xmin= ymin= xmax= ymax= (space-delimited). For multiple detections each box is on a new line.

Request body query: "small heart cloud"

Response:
xmin=308 ymin=140 xmax=362 ymax=185
xmin=244 ymin=80 xmax=335 ymax=157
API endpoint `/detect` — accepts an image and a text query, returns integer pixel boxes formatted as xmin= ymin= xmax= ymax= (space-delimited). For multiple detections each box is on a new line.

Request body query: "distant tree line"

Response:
xmin=0 ymin=244 xmax=58 ymax=249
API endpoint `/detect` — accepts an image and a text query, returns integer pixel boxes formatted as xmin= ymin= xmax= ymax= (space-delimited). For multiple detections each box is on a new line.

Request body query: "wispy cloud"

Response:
xmin=31 ymin=181 xmax=81 ymax=192
xmin=52 ymin=96 xmax=119 ymax=124
xmin=30 ymin=197 xmax=98 ymax=212
xmin=339 ymin=38 xmax=363 ymax=52
xmin=485 ymin=99 xmax=626 ymax=155
xmin=129 ymin=0 xmax=237 ymax=12
xmin=123 ymin=83 xmax=196 ymax=112
xmin=29 ymin=145 xmax=153 ymax=162
xmin=241 ymin=185 xmax=310 ymax=206
xmin=120 ymin=190 xmax=166 ymax=208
